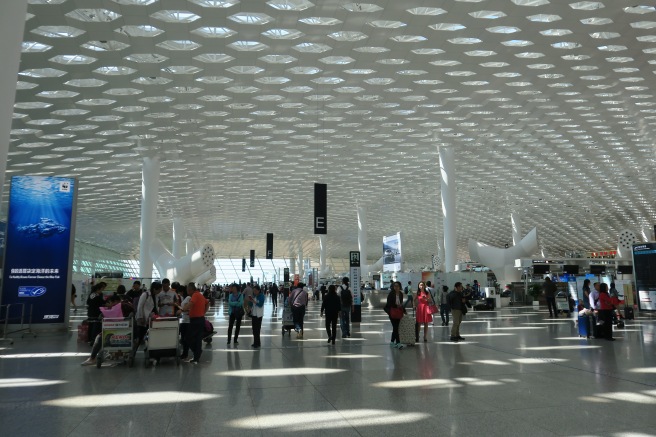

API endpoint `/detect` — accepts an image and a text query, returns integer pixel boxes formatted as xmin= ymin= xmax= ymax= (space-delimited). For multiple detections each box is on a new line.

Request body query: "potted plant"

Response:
xmin=528 ymin=283 xmax=542 ymax=308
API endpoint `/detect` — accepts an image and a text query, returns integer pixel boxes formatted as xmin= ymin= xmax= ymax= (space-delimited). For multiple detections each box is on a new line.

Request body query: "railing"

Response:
xmin=0 ymin=303 xmax=35 ymax=344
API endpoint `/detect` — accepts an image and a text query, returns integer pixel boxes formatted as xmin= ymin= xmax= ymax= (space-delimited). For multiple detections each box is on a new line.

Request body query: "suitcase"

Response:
xmin=399 ymin=314 xmax=416 ymax=345
xmin=591 ymin=314 xmax=600 ymax=338
xmin=578 ymin=315 xmax=592 ymax=338
xmin=624 ymin=307 xmax=634 ymax=320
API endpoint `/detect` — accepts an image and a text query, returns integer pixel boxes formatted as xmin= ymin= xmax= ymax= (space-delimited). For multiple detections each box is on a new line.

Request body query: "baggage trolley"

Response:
xmin=96 ymin=316 xmax=135 ymax=369
xmin=556 ymin=296 xmax=570 ymax=313
xmin=145 ymin=317 xmax=180 ymax=367
xmin=282 ymin=304 xmax=294 ymax=336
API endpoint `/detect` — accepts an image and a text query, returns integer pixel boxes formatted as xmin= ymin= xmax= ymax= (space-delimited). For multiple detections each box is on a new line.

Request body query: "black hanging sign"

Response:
xmin=314 ymin=183 xmax=327 ymax=234
xmin=266 ymin=233 xmax=273 ymax=259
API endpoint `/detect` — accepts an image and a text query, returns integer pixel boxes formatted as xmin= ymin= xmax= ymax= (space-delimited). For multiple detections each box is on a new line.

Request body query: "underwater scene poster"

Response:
xmin=1 ymin=176 xmax=77 ymax=324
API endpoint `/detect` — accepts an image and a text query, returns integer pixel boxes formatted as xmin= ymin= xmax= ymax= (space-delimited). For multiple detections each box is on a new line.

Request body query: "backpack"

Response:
xmin=340 ymin=285 xmax=352 ymax=306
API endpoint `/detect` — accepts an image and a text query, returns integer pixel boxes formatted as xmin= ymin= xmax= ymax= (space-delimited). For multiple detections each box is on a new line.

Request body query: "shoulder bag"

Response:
xmin=390 ymin=307 xmax=404 ymax=320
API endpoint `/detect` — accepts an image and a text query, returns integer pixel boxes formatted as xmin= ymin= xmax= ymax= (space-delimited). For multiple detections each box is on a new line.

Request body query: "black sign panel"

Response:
xmin=284 ymin=267 xmax=289 ymax=283
xmin=314 ymin=183 xmax=327 ymax=234
xmin=349 ymin=251 xmax=361 ymax=267
xmin=242 ymin=258 xmax=246 ymax=272
xmin=250 ymin=250 xmax=255 ymax=267
xmin=266 ymin=233 xmax=273 ymax=259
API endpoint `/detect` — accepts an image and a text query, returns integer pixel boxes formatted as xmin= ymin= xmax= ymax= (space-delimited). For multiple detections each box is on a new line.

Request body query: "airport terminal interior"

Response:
xmin=1 ymin=298 xmax=655 ymax=437
xmin=1 ymin=0 xmax=656 ymax=436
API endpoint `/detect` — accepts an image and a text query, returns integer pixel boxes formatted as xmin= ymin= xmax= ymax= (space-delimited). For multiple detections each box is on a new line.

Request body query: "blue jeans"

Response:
xmin=440 ymin=304 xmax=450 ymax=324
xmin=340 ymin=306 xmax=351 ymax=336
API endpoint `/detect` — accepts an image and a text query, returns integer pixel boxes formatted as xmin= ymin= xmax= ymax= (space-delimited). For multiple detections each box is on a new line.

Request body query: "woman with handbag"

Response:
xmin=384 ymin=281 xmax=406 ymax=349
xmin=227 ymin=284 xmax=244 ymax=346
xmin=414 ymin=281 xmax=435 ymax=342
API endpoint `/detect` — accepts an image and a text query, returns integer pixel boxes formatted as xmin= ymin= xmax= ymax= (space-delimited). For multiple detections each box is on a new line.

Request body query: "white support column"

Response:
xmin=439 ymin=146 xmax=457 ymax=273
xmin=436 ymin=240 xmax=445 ymax=272
xmin=186 ymin=239 xmax=194 ymax=255
xmin=297 ymin=243 xmax=304 ymax=279
xmin=357 ymin=205 xmax=368 ymax=279
xmin=172 ymin=217 xmax=185 ymax=258
xmin=139 ymin=156 xmax=160 ymax=279
xmin=289 ymin=257 xmax=296 ymax=275
xmin=319 ymin=235 xmax=327 ymax=276
xmin=0 ymin=0 xmax=29 ymax=211
xmin=511 ymin=212 xmax=522 ymax=246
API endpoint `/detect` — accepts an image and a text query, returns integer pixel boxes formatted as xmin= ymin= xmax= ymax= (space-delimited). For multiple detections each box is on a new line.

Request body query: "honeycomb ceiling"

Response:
xmin=8 ymin=0 xmax=656 ymax=268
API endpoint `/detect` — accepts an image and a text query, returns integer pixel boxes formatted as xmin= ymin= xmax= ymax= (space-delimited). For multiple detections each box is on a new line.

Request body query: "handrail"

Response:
xmin=0 ymin=303 xmax=35 ymax=344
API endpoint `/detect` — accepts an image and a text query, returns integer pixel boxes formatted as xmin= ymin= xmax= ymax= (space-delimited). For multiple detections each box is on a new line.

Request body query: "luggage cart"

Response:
xmin=145 ymin=317 xmax=180 ymax=368
xmin=96 ymin=316 xmax=135 ymax=369
xmin=282 ymin=303 xmax=294 ymax=336
xmin=556 ymin=296 xmax=570 ymax=313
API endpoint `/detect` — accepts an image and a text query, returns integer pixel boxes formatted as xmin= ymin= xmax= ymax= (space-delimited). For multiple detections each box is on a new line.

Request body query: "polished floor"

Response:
xmin=1 ymin=292 xmax=655 ymax=437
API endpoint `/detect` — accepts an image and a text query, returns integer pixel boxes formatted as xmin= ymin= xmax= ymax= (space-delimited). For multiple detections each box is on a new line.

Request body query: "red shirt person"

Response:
xmin=186 ymin=282 xmax=209 ymax=364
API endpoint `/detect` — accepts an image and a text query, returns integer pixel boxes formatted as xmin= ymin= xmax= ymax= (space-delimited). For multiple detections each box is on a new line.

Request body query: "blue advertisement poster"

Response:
xmin=1 ymin=176 xmax=77 ymax=324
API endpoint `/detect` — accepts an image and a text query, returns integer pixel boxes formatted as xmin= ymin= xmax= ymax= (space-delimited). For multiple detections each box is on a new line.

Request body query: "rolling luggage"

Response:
xmin=624 ymin=307 xmax=634 ymax=320
xmin=281 ymin=305 xmax=294 ymax=336
xmin=578 ymin=315 xmax=592 ymax=338
xmin=203 ymin=319 xmax=216 ymax=344
xmin=399 ymin=313 xmax=416 ymax=345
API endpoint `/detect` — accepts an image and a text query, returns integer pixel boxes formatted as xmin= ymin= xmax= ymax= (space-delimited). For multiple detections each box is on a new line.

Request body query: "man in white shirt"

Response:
xmin=589 ymin=282 xmax=601 ymax=310
xmin=157 ymin=278 xmax=177 ymax=316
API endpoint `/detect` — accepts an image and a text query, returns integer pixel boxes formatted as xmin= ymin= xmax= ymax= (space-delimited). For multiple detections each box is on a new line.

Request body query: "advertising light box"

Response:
xmin=1 ymin=176 xmax=78 ymax=325
xmin=383 ymin=232 xmax=402 ymax=273
xmin=632 ymin=243 xmax=656 ymax=311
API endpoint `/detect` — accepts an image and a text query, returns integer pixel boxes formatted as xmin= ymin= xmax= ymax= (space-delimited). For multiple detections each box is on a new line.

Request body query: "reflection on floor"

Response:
xmin=1 ymin=293 xmax=655 ymax=436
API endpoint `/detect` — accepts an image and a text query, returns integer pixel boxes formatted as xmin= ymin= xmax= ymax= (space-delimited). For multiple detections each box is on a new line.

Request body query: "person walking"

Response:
xmin=249 ymin=285 xmax=265 ymax=348
xmin=227 ymin=284 xmax=244 ymax=345
xmin=270 ymin=282 xmax=279 ymax=310
xmin=439 ymin=285 xmax=451 ymax=326
xmin=323 ymin=285 xmax=341 ymax=345
xmin=384 ymin=281 xmax=406 ymax=349
xmin=543 ymin=276 xmax=558 ymax=318
xmin=403 ymin=281 xmax=413 ymax=308
xmin=414 ymin=281 xmax=434 ymax=342
xmin=186 ymin=282 xmax=209 ymax=364
xmin=289 ymin=283 xmax=308 ymax=338
xmin=448 ymin=282 xmax=466 ymax=342
xmin=338 ymin=277 xmax=353 ymax=338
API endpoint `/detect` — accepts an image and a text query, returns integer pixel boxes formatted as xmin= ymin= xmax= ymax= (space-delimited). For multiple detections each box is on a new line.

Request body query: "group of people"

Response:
xmin=580 ymin=279 xmax=618 ymax=341
xmin=225 ymin=282 xmax=265 ymax=348
xmin=384 ymin=281 xmax=468 ymax=348
xmin=81 ymin=276 xmax=479 ymax=366
xmin=82 ymin=279 xmax=211 ymax=366
xmin=541 ymin=277 xmax=619 ymax=341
